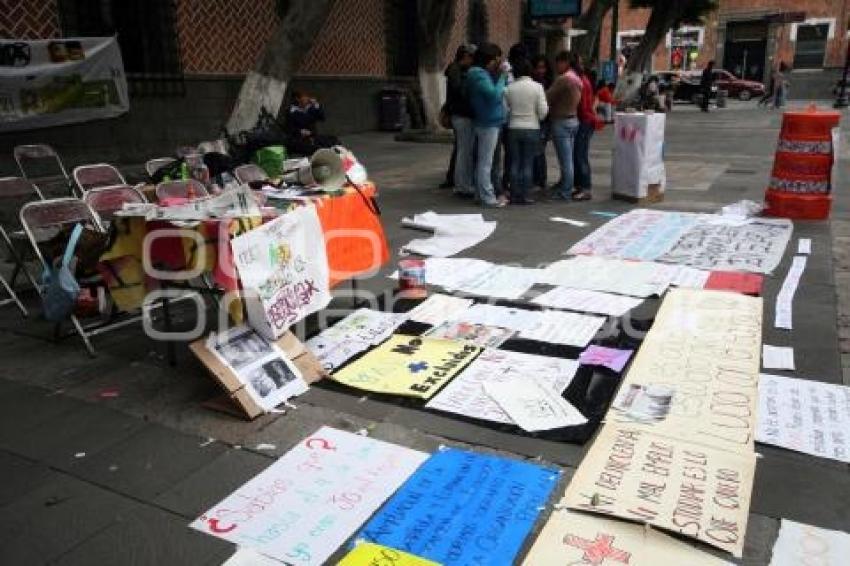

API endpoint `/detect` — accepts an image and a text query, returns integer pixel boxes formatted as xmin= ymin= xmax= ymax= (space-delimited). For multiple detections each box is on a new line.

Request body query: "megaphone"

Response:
xmin=282 ymin=148 xmax=345 ymax=191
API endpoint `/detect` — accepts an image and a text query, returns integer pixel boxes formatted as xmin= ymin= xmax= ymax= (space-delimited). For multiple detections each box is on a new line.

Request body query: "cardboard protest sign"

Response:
xmin=331 ymin=335 xmax=480 ymax=399
xmin=355 ymin=448 xmax=559 ymax=565
xmin=339 ymin=543 xmax=439 ymax=566
xmin=191 ymin=427 xmax=428 ymax=565
xmin=561 ymin=424 xmax=756 ymax=557
xmin=658 ymin=218 xmax=793 ymax=274
xmin=425 ymin=349 xmax=579 ymax=425
xmin=231 ymin=206 xmax=331 ymax=340
xmin=769 ymin=519 xmax=850 ymax=566
xmin=522 ymin=509 xmax=731 ymax=565
xmin=757 ymin=374 xmax=850 ymax=463
xmin=567 ymin=209 xmax=701 ymax=261
xmin=608 ymin=289 xmax=762 ymax=453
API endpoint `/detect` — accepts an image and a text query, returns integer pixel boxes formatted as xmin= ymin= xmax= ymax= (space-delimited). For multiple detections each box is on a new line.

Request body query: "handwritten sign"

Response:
xmin=538 ymin=256 xmax=670 ymax=298
xmin=425 ymin=349 xmax=579 ymax=424
xmin=519 ymin=310 xmax=606 ymax=348
xmin=567 ymin=209 xmax=701 ymax=261
xmin=770 ymin=519 xmax=850 ymax=566
xmin=331 ymin=335 xmax=480 ymax=399
xmin=190 ymin=427 xmax=428 ymax=566
xmin=424 ymin=320 xmax=515 ymax=348
xmin=579 ymin=345 xmax=634 ymax=373
xmin=561 ymin=423 xmax=756 ymax=557
xmin=757 ymin=373 xmax=850 ymax=463
xmin=658 ymin=218 xmax=793 ymax=274
xmin=355 ymin=448 xmax=559 ymax=565
xmin=484 ymin=377 xmax=587 ymax=431
xmin=339 ymin=543 xmax=439 ymax=566
xmin=522 ymin=509 xmax=731 ymax=566
xmin=531 ymin=287 xmax=643 ymax=316
xmin=232 ymin=206 xmax=331 ymax=340
xmin=406 ymin=293 xmax=474 ymax=327
xmin=607 ymin=289 xmax=762 ymax=453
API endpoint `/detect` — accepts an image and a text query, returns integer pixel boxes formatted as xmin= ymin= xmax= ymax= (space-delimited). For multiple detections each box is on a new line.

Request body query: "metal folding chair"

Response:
xmin=83 ymin=184 xmax=147 ymax=225
xmin=14 ymin=144 xmax=75 ymax=198
xmin=73 ymin=163 xmax=126 ymax=194
xmin=155 ymin=179 xmax=209 ymax=202
xmin=234 ymin=163 xmax=268 ymax=185
xmin=145 ymin=157 xmax=176 ymax=177
xmin=0 ymin=177 xmax=44 ymax=315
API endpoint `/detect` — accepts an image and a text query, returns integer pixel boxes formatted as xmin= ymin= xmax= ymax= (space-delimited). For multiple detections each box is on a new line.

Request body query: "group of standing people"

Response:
xmin=443 ymin=43 xmax=602 ymax=208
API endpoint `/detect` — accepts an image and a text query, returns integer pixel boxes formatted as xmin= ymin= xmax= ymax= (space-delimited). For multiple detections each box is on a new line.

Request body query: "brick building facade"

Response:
xmin=597 ymin=0 xmax=849 ymax=90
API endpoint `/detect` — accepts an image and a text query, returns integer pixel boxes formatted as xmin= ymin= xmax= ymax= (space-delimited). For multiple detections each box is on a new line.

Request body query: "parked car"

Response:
xmin=673 ymin=69 xmax=765 ymax=102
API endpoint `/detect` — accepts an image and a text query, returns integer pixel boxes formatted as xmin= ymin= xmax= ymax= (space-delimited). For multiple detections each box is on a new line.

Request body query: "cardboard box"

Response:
xmin=191 ymin=331 xmax=327 ymax=420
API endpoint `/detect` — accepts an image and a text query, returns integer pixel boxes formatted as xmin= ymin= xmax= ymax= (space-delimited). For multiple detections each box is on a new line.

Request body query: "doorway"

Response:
xmin=723 ymin=20 xmax=768 ymax=81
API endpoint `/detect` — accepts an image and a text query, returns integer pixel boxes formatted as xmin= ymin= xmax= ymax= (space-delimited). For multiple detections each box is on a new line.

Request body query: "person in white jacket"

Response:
xmin=503 ymin=58 xmax=549 ymax=204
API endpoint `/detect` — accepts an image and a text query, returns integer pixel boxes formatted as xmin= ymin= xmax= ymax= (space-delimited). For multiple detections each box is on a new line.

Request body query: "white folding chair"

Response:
xmin=155 ymin=179 xmax=209 ymax=202
xmin=73 ymin=163 xmax=126 ymax=194
xmin=0 ymin=177 xmax=44 ymax=315
xmin=83 ymin=184 xmax=147 ymax=225
xmin=234 ymin=163 xmax=269 ymax=185
xmin=145 ymin=157 xmax=176 ymax=177
xmin=14 ymin=144 xmax=75 ymax=197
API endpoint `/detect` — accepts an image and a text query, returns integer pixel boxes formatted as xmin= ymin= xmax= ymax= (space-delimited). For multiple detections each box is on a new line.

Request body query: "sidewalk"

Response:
xmin=0 ymin=101 xmax=848 ymax=564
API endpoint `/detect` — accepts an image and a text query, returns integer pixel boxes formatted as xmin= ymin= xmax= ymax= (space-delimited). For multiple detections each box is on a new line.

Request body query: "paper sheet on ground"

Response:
xmin=522 ymin=509 xmax=731 ymax=566
xmin=757 ymin=373 xmax=850 ymax=463
xmin=305 ymin=309 xmax=406 ymax=371
xmin=775 ymin=256 xmax=807 ymax=329
xmin=550 ymin=216 xmax=588 ymax=227
xmin=763 ymin=345 xmax=795 ymax=370
xmin=538 ymin=256 xmax=670 ymax=297
xmin=448 ymin=303 xmax=541 ymax=332
xmin=667 ymin=265 xmax=711 ymax=288
xmin=401 ymin=211 xmax=497 ymax=257
xmin=354 ymin=448 xmax=559 ymax=565
xmin=221 ymin=548 xmax=283 ymax=565
xmin=190 ymin=427 xmax=427 ymax=566
xmin=451 ymin=263 xmax=540 ymax=300
xmin=339 ymin=543 xmax=438 ymax=566
xmin=406 ymin=293 xmax=474 ymax=326
xmin=769 ymin=519 xmax=850 ymax=566
xmin=568 ymin=209 xmax=702 ymax=260
xmin=519 ymin=310 xmax=606 ymax=347
xmin=415 ymin=258 xmax=492 ymax=290
xmin=484 ymin=377 xmax=587 ymax=431
xmin=798 ymin=238 xmax=812 ymax=255
xmin=532 ymin=287 xmax=643 ymax=316
xmin=579 ymin=345 xmax=634 ymax=372
xmin=658 ymin=218 xmax=793 ymax=274
xmin=425 ymin=320 xmax=515 ymax=348
xmin=425 ymin=349 xmax=579 ymax=424
xmin=606 ymin=288 xmax=762 ymax=453
xmin=561 ymin=423 xmax=756 ymax=557
xmin=330 ymin=334 xmax=480 ymax=399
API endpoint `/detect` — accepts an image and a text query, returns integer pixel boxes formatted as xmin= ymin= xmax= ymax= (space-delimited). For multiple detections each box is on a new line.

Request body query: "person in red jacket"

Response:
xmin=573 ymin=53 xmax=601 ymax=201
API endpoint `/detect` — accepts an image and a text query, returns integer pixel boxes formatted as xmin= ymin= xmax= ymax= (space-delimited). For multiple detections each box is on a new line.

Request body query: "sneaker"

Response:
xmin=483 ymin=200 xmax=506 ymax=208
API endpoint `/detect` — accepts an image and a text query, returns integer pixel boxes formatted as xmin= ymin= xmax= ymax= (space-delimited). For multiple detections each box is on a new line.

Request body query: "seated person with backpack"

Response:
xmin=285 ymin=90 xmax=340 ymax=157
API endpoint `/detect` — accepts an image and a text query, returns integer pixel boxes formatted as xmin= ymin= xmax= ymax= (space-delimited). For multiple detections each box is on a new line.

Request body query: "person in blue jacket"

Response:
xmin=466 ymin=42 xmax=508 ymax=207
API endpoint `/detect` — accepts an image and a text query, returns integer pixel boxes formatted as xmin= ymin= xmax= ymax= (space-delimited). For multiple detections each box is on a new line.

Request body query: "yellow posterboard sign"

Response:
xmin=338 ymin=542 xmax=440 ymax=566
xmin=331 ymin=334 xmax=480 ymax=399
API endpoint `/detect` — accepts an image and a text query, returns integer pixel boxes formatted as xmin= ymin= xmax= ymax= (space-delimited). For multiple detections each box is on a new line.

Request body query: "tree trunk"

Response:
xmin=417 ymin=0 xmax=457 ymax=131
xmin=226 ymin=1 xmax=336 ymax=134
xmin=571 ymin=0 xmax=615 ymax=64
xmin=624 ymin=1 xmax=689 ymax=73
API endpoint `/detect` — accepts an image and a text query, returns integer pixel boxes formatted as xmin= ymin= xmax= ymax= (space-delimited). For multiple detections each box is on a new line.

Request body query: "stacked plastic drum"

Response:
xmin=764 ymin=106 xmax=841 ymax=220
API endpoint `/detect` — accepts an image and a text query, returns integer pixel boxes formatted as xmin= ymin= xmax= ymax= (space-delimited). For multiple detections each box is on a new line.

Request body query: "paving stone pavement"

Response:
xmin=0 ymin=101 xmax=848 ymax=565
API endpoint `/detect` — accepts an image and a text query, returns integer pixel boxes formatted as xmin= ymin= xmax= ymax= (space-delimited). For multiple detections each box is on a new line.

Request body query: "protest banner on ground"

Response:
xmin=519 ymin=310 xmax=606 ymax=347
xmin=339 ymin=543 xmax=439 ymax=566
xmin=406 ymin=293 xmax=474 ymax=326
xmin=757 ymin=373 xmax=850 ymax=463
xmin=355 ymin=448 xmax=559 ymax=565
xmin=484 ymin=377 xmax=587 ymax=431
xmin=537 ymin=256 xmax=671 ymax=298
xmin=522 ymin=509 xmax=731 ymax=565
xmin=425 ymin=349 xmax=579 ymax=425
xmin=331 ymin=335 xmax=480 ymax=399
xmin=769 ymin=519 xmax=850 ymax=566
xmin=561 ymin=424 xmax=756 ymax=557
xmin=607 ymin=289 xmax=762 ymax=453
xmin=532 ymin=286 xmax=644 ymax=316
xmin=191 ymin=427 xmax=428 ymax=565
xmin=658 ymin=218 xmax=793 ymax=274
xmin=305 ymin=308 xmax=406 ymax=372
xmin=232 ymin=206 xmax=331 ymax=340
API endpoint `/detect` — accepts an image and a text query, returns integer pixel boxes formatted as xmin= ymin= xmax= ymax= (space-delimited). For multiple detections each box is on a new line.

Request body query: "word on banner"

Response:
xmin=191 ymin=427 xmax=427 ymax=565
xmin=339 ymin=543 xmax=438 ymax=566
xmin=522 ymin=509 xmax=730 ymax=566
xmin=757 ymin=373 xmax=850 ymax=463
xmin=0 ymin=37 xmax=129 ymax=132
xmin=331 ymin=334 xmax=480 ymax=399
xmin=607 ymin=289 xmax=762 ymax=453
xmin=355 ymin=447 xmax=559 ymax=565
xmin=561 ymin=424 xmax=756 ymax=557
xmin=232 ymin=206 xmax=331 ymax=340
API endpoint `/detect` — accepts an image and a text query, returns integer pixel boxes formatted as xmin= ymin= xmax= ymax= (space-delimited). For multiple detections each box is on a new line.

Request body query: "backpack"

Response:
xmin=41 ymin=223 xmax=83 ymax=322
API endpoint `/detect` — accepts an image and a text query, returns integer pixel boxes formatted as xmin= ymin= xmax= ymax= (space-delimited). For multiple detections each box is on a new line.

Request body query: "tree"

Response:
xmin=416 ymin=0 xmax=458 ymax=130
xmin=624 ymin=0 xmax=718 ymax=73
xmin=226 ymin=1 xmax=336 ymax=134
xmin=571 ymin=0 xmax=617 ymax=64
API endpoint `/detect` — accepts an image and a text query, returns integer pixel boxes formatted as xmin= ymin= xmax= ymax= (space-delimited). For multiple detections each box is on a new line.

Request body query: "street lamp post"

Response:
xmin=835 ymin=40 xmax=850 ymax=108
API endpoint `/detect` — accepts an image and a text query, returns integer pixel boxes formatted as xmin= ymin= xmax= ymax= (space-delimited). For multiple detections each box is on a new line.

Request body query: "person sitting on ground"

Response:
xmin=285 ymin=90 xmax=340 ymax=157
